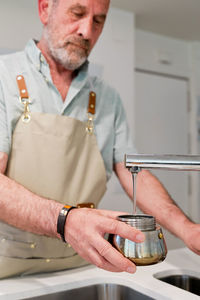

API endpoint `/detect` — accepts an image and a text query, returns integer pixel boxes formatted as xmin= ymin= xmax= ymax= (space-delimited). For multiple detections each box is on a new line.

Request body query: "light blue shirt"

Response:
xmin=0 ymin=40 xmax=136 ymax=180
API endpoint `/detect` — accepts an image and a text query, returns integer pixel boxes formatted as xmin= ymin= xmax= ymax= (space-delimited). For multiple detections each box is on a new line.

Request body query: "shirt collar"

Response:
xmin=25 ymin=39 xmax=45 ymax=71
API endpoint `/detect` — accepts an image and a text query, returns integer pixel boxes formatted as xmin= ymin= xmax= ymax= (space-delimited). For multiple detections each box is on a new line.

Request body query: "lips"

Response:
xmin=71 ymin=43 xmax=88 ymax=51
xmin=65 ymin=37 xmax=90 ymax=54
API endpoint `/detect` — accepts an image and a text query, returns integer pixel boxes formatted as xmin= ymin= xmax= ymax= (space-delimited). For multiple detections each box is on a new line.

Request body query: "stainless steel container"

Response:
xmin=110 ymin=214 xmax=167 ymax=266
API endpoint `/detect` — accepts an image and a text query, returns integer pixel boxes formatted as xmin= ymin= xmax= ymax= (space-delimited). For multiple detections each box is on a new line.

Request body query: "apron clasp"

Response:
xmin=20 ymin=99 xmax=31 ymax=123
xmin=86 ymin=113 xmax=94 ymax=135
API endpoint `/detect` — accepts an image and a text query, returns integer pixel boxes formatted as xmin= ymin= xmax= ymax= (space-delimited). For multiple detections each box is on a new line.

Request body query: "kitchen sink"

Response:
xmin=156 ymin=274 xmax=200 ymax=296
xmin=27 ymin=283 xmax=154 ymax=300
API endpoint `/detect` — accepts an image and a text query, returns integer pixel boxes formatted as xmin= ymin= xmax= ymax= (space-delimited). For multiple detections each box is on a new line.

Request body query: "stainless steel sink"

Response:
xmin=27 ymin=284 xmax=154 ymax=300
xmin=156 ymin=274 xmax=200 ymax=296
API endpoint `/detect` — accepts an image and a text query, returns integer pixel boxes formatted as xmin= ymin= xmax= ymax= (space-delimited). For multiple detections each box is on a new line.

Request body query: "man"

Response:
xmin=0 ymin=0 xmax=199 ymax=278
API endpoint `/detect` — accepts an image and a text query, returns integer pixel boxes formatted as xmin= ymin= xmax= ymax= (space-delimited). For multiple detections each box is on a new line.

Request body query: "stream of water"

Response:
xmin=132 ymin=172 xmax=137 ymax=215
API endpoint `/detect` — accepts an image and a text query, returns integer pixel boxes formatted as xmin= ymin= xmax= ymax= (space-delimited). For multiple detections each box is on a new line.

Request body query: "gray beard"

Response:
xmin=43 ymin=28 xmax=87 ymax=71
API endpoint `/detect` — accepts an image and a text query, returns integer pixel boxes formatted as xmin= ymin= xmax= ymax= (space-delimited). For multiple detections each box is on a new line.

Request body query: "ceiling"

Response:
xmin=111 ymin=0 xmax=200 ymax=41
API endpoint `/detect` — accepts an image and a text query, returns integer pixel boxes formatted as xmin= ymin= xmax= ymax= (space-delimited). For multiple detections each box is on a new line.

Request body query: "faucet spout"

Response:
xmin=125 ymin=154 xmax=200 ymax=172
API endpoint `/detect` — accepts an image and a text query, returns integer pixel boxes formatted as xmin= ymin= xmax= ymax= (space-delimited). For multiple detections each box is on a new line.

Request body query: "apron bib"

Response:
xmin=0 ymin=75 xmax=107 ymax=278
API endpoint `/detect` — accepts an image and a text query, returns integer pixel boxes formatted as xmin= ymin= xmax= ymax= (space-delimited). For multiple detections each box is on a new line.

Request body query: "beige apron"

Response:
xmin=0 ymin=75 xmax=107 ymax=278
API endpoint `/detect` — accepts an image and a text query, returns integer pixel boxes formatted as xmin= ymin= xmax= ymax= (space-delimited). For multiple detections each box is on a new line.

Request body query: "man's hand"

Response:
xmin=64 ymin=208 xmax=145 ymax=273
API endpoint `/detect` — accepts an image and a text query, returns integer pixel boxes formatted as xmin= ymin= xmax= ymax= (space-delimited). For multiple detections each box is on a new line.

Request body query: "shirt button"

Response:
xmin=46 ymin=259 xmax=51 ymax=263
xmin=1 ymin=238 xmax=5 ymax=243
xmin=30 ymin=243 xmax=36 ymax=249
xmin=67 ymin=244 xmax=71 ymax=248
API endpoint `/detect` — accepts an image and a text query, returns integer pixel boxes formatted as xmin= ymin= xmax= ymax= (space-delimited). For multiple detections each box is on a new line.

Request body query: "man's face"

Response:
xmin=43 ymin=0 xmax=110 ymax=70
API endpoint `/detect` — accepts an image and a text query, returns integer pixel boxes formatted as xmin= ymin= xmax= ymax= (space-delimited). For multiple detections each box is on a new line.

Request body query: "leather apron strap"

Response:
xmin=16 ymin=75 xmax=31 ymax=123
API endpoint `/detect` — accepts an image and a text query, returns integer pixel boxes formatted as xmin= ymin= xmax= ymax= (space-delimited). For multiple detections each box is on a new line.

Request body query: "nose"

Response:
xmin=77 ymin=16 xmax=93 ymax=40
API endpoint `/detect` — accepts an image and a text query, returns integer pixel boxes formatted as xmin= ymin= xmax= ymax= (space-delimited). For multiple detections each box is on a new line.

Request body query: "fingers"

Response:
xmin=78 ymin=245 xmax=126 ymax=273
xmin=91 ymin=235 xmax=136 ymax=273
xmin=98 ymin=216 xmax=145 ymax=243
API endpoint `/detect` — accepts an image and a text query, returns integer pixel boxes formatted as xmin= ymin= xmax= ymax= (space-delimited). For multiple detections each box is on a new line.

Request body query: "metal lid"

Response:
xmin=117 ymin=214 xmax=156 ymax=231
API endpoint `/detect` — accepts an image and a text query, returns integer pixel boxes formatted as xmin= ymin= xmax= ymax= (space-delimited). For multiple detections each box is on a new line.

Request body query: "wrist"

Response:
xmin=171 ymin=215 xmax=193 ymax=241
xmin=180 ymin=218 xmax=195 ymax=239
xmin=57 ymin=205 xmax=77 ymax=242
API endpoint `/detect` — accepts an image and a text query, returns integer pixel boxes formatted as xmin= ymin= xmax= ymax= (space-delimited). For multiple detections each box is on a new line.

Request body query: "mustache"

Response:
xmin=64 ymin=36 xmax=90 ymax=52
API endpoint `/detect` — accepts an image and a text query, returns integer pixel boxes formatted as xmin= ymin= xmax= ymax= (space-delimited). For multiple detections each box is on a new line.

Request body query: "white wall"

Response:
xmin=0 ymin=1 xmax=42 ymax=51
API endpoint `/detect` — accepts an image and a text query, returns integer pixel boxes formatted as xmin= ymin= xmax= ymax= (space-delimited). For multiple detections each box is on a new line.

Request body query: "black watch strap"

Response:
xmin=57 ymin=205 xmax=77 ymax=243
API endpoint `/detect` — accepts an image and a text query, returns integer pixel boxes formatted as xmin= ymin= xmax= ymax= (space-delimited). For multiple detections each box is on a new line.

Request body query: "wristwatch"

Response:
xmin=57 ymin=205 xmax=77 ymax=243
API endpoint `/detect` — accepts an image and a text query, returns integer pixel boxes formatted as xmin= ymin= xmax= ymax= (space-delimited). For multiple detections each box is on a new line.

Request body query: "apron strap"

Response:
xmin=16 ymin=75 xmax=31 ymax=123
xmin=86 ymin=91 xmax=96 ymax=135
xmin=77 ymin=202 xmax=95 ymax=208
xmin=16 ymin=75 xmax=29 ymax=100
xmin=88 ymin=91 xmax=96 ymax=115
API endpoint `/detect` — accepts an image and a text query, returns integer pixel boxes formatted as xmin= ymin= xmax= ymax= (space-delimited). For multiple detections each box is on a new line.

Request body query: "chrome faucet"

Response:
xmin=125 ymin=154 xmax=200 ymax=173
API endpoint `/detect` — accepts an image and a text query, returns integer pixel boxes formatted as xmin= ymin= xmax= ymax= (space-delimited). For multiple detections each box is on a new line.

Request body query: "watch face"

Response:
xmin=61 ymin=209 xmax=68 ymax=216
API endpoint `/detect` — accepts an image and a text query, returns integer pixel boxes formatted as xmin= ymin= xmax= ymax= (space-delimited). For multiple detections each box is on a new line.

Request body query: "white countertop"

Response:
xmin=0 ymin=248 xmax=199 ymax=300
